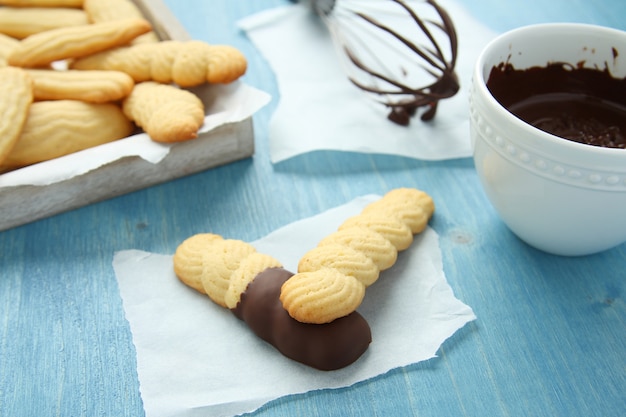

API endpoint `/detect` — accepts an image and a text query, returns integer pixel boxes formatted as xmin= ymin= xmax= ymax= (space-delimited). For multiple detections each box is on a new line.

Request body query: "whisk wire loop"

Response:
xmin=292 ymin=0 xmax=460 ymax=125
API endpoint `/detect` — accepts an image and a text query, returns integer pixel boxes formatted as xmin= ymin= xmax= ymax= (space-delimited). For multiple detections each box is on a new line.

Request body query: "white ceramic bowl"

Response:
xmin=470 ymin=23 xmax=626 ymax=256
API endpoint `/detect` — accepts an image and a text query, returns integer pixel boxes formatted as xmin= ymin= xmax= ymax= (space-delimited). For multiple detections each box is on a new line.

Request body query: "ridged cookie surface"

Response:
xmin=224 ymin=252 xmax=283 ymax=309
xmin=25 ymin=69 xmax=134 ymax=103
xmin=280 ymin=268 xmax=366 ymax=324
xmin=83 ymin=0 xmax=159 ymax=44
xmin=0 ymin=0 xmax=83 ymax=6
xmin=318 ymin=227 xmax=398 ymax=271
xmin=200 ymin=239 xmax=256 ymax=307
xmin=122 ymin=81 xmax=205 ymax=143
xmin=363 ymin=188 xmax=434 ymax=234
xmin=339 ymin=212 xmax=414 ymax=251
xmin=71 ymin=40 xmax=247 ymax=87
xmin=173 ymin=233 xmax=224 ymax=294
xmin=0 ymin=33 xmax=19 ymax=67
xmin=298 ymin=243 xmax=379 ymax=287
xmin=2 ymin=100 xmax=132 ymax=169
xmin=8 ymin=18 xmax=152 ymax=67
xmin=0 ymin=6 xmax=88 ymax=39
xmin=0 ymin=67 xmax=32 ymax=165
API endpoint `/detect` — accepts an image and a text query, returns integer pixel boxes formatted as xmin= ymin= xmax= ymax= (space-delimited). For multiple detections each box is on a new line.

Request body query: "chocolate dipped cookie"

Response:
xmin=173 ymin=188 xmax=434 ymax=370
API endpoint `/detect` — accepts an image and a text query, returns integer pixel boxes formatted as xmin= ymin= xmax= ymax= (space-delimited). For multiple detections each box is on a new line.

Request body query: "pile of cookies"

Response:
xmin=0 ymin=0 xmax=247 ymax=172
xmin=173 ymin=188 xmax=435 ymax=370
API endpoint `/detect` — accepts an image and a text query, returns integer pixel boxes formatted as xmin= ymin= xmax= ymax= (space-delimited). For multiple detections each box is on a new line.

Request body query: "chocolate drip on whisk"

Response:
xmin=292 ymin=0 xmax=459 ymax=126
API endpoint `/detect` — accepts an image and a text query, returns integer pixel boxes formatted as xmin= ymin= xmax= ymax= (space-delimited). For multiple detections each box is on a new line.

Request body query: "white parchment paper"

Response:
xmin=113 ymin=194 xmax=476 ymax=417
xmin=0 ymin=82 xmax=270 ymax=187
xmin=239 ymin=0 xmax=497 ymax=163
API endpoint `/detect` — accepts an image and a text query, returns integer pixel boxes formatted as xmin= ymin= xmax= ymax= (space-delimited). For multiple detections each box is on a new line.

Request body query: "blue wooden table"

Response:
xmin=1 ymin=1 xmax=625 ymax=416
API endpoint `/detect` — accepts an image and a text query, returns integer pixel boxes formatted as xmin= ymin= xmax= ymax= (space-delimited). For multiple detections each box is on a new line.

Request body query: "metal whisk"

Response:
xmin=290 ymin=0 xmax=459 ymax=125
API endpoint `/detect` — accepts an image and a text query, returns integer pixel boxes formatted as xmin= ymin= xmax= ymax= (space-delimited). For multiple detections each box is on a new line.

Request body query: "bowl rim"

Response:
xmin=474 ymin=22 xmax=626 ymax=158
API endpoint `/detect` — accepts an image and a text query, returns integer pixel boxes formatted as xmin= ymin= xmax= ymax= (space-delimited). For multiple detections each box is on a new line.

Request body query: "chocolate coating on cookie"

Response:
xmin=231 ymin=268 xmax=371 ymax=371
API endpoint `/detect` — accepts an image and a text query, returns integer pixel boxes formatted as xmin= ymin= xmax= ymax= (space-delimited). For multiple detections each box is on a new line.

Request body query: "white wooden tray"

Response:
xmin=0 ymin=0 xmax=258 ymax=231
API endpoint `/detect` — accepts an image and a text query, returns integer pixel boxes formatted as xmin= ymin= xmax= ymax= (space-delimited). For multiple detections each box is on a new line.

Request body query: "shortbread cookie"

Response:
xmin=83 ymin=0 xmax=159 ymax=44
xmin=362 ymin=188 xmax=435 ymax=233
xmin=0 ymin=67 xmax=33 ymax=165
xmin=0 ymin=33 xmax=19 ymax=67
xmin=122 ymin=81 xmax=205 ymax=143
xmin=8 ymin=18 xmax=152 ymax=67
xmin=26 ymin=69 xmax=134 ymax=102
xmin=0 ymin=0 xmax=83 ymax=6
xmin=2 ymin=100 xmax=132 ymax=168
xmin=338 ymin=212 xmax=414 ymax=251
xmin=173 ymin=233 xmax=224 ymax=294
xmin=200 ymin=239 xmax=256 ymax=308
xmin=71 ymin=40 xmax=247 ymax=86
xmin=0 ymin=7 xmax=88 ymax=39
xmin=318 ymin=227 xmax=398 ymax=271
xmin=298 ymin=243 xmax=379 ymax=287
xmin=224 ymin=252 xmax=283 ymax=309
xmin=280 ymin=188 xmax=434 ymax=324
xmin=280 ymin=268 xmax=365 ymax=324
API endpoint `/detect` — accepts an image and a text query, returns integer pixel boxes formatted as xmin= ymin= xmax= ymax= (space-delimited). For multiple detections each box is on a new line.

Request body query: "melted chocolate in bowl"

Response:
xmin=486 ymin=63 xmax=626 ymax=149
